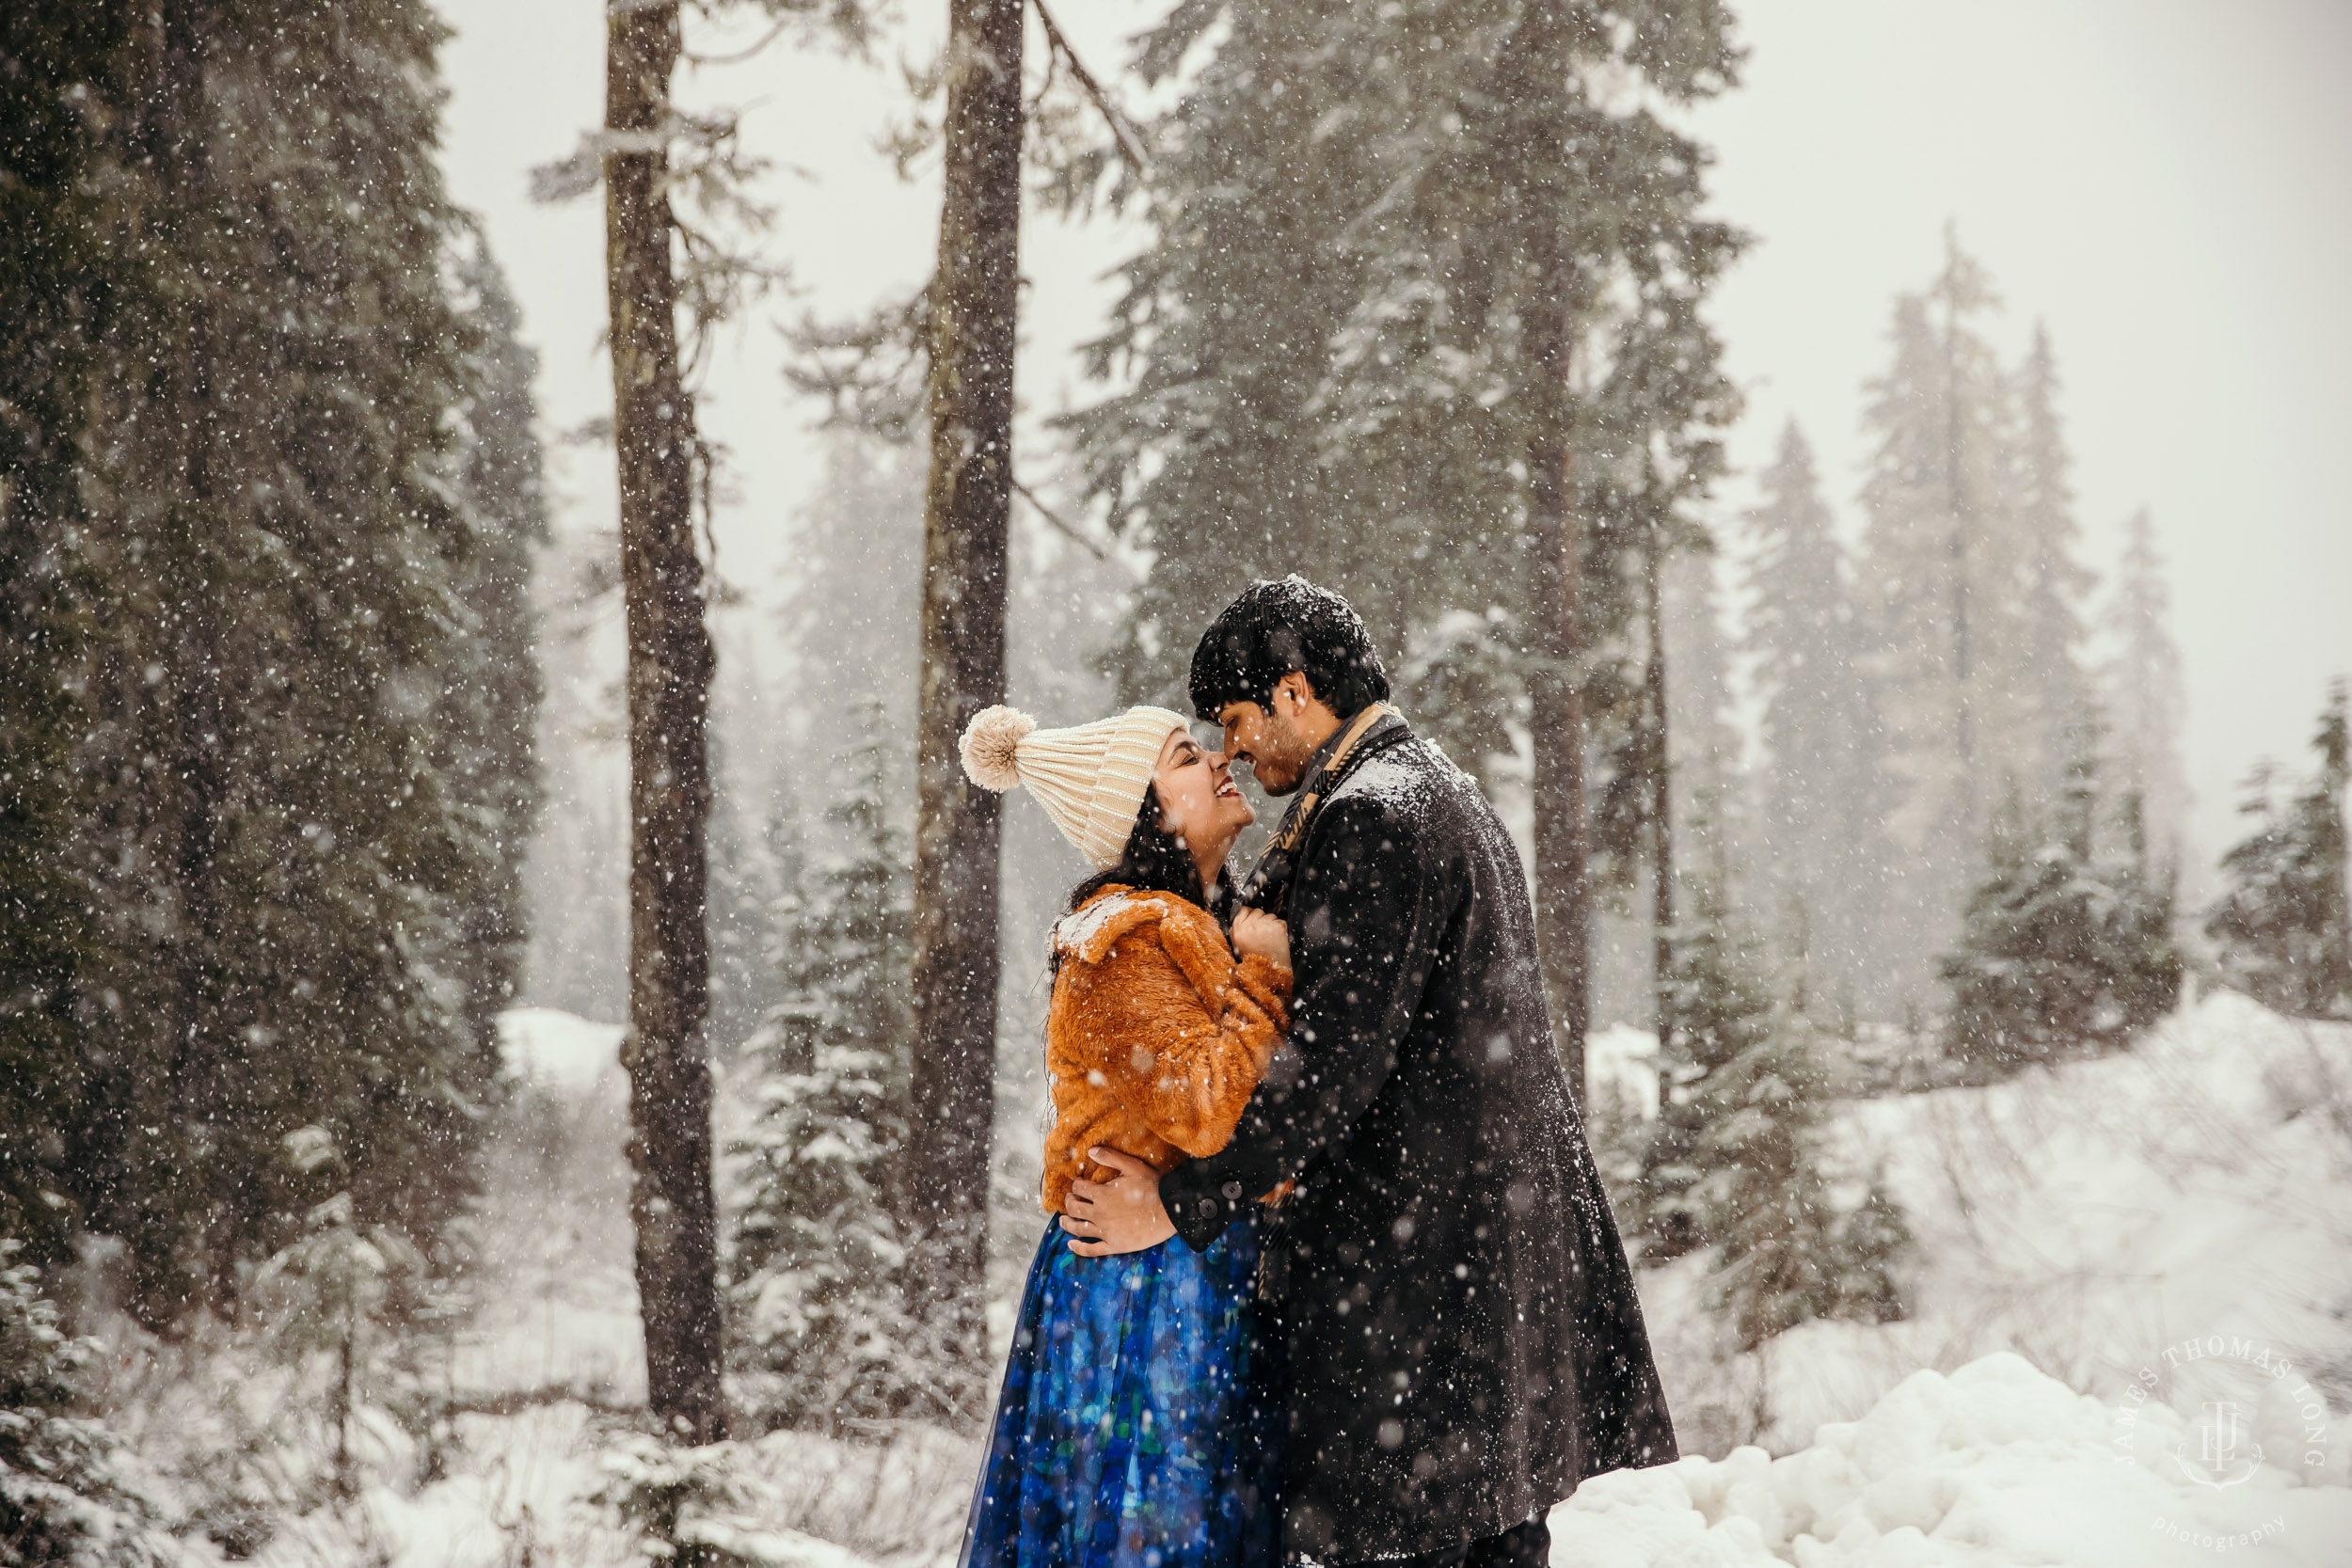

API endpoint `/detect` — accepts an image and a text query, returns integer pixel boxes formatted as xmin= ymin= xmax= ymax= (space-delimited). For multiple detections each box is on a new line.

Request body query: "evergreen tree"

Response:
xmin=1853 ymin=235 xmax=2009 ymax=1012
xmin=0 ymin=2 xmax=126 ymax=1267
xmin=0 ymin=2 xmax=539 ymax=1329
xmin=1637 ymin=869 xmax=1778 ymax=1266
xmin=438 ymin=231 xmax=549 ymax=1067
xmin=728 ymin=711 xmax=954 ymax=1429
xmin=0 ymin=1242 xmax=177 ymax=1565
xmin=2206 ymin=683 xmax=2352 ymax=1021
xmin=902 ymin=0 xmax=1027 ymax=1345
xmin=1942 ymin=752 xmax=2185 ymax=1073
xmin=600 ymin=0 xmax=728 ymax=1442
xmin=1740 ymin=421 xmax=1893 ymax=1026
xmin=1061 ymin=0 xmax=1743 ymax=1085
xmin=1634 ymin=860 xmax=1909 ymax=1351
xmin=2099 ymin=508 xmax=2191 ymax=866
xmin=1701 ymin=1010 xmax=1909 ymax=1355
xmin=1853 ymin=235 xmax=2102 ymax=1018
xmin=2005 ymin=324 xmax=2097 ymax=805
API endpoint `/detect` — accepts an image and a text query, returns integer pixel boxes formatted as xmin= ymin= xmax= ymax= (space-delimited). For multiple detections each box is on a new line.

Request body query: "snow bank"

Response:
xmin=1640 ymin=991 xmax=2352 ymax=1460
xmin=1550 ymin=1350 xmax=2352 ymax=1566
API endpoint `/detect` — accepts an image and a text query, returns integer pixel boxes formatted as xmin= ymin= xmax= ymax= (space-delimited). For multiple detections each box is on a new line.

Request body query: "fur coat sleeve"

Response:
xmin=1058 ymin=933 xmax=1290 ymax=1157
xmin=1041 ymin=889 xmax=1293 ymax=1211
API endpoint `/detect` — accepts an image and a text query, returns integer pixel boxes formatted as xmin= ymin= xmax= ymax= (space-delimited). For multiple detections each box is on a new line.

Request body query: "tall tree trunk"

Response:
xmin=1938 ymin=254 xmax=1975 ymax=841
xmin=904 ymin=0 xmax=1022 ymax=1336
xmin=1528 ymin=422 xmax=1590 ymax=1111
xmin=605 ymin=0 xmax=724 ymax=1444
xmin=1514 ymin=2 xmax=1592 ymax=1112
xmin=1645 ymin=523 xmax=1672 ymax=1043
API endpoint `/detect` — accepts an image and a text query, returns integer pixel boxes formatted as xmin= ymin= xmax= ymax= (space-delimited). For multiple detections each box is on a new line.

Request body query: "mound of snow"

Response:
xmin=1639 ymin=991 xmax=2352 ymax=1459
xmin=1551 ymin=1350 xmax=2352 ymax=1566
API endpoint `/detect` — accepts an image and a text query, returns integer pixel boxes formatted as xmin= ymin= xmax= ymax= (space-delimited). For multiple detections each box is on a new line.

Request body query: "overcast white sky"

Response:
xmin=436 ymin=0 xmax=2352 ymax=871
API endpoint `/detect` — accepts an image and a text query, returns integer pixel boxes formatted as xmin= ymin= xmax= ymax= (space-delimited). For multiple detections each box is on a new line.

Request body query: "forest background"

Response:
xmin=474 ymin=0 xmax=2352 ymax=1034
xmin=460 ymin=0 xmax=2352 ymax=1001
xmin=4 ymin=0 xmax=2350 ymax=1560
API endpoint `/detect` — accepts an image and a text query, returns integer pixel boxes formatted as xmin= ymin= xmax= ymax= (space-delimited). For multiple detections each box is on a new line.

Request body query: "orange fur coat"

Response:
xmin=1039 ymin=884 xmax=1292 ymax=1216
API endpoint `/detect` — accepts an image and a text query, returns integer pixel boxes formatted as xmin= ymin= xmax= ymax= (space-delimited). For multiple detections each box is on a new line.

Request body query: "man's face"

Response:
xmin=1216 ymin=693 xmax=1319 ymax=796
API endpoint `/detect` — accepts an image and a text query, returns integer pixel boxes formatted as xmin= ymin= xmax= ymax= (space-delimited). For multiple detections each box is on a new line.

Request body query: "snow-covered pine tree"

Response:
xmin=2206 ymin=683 xmax=2352 ymax=1021
xmin=728 ymin=708 xmax=955 ymax=1430
xmin=0 ymin=1241 xmax=177 ymax=1565
xmin=2107 ymin=791 xmax=2187 ymax=1037
xmin=1853 ymin=233 xmax=2010 ymax=1016
xmin=1636 ymin=863 xmax=1779 ymax=1266
xmin=2004 ymin=324 xmax=2098 ymax=807
xmin=1853 ymin=236 xmax=2102 ymax=1022
xmin=1942 ymin=750 xmax=2185 ymax=1074
xmin=2099 ymin=509 xmax=2191 ymax=869
xmin=1700 ymin=1009 xmax=1911 ymax=1355
xmin=438 ymin=230 xmax=549 ymax=1087
xmin=1060 ymin=0 xmax=1743 ymax=1077
xmin=0 ymin=2 xmax=123 ymax=1268
xmin=1741 ymin=421 xmax=1895 ymax=1027
xmin=1635 ymin=855 xmax=1910 ymax=1350
xmin=37 ymin=1 xmax=526 ymax=1326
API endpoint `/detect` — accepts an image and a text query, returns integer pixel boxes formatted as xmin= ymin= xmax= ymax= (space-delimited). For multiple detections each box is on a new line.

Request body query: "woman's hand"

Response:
xmin=1231 ymin=907 xmax=1290 ymax=970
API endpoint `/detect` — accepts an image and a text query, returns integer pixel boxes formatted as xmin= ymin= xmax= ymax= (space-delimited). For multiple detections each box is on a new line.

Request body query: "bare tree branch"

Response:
xmin=1011 ymin=475 xmax=1118 ymax=562
xmin=685 ymin=15 xmax=789 ymax=66
xmin=1029 ymin=0 xmax=1149 ymax=180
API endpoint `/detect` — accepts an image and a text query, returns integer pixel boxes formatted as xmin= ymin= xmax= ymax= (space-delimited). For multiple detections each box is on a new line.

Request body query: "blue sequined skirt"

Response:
xmin=958 ymin=1215 xmax=1283 ymax=1568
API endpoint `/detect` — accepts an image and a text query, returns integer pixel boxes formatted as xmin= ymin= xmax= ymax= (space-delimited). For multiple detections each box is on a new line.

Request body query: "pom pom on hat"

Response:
xmin=960 ymin=705 xmax=1037 ymax=793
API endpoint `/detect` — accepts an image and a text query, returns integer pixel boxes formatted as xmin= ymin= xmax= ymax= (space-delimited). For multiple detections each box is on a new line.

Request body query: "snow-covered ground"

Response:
xmin=1582 ymin=990 xmax=2352 ymax=1564
xmin=1550 ymin=1350 xmax=2352 ymax=1565
xmin=237 ymin=1008 xmax=981 ymax=1568
xmin=103 ymin=993 xmax=2346 ymax=1566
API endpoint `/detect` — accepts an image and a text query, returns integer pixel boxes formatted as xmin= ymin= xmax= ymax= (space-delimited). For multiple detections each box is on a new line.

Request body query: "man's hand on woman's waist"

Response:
xmin=1060 ymin=1146 xmax=1176 ymax=1255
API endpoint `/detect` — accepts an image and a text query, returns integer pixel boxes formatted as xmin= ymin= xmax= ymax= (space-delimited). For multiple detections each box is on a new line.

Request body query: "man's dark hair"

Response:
xmin=1187 ymin=575 xmax=1391 ymax=723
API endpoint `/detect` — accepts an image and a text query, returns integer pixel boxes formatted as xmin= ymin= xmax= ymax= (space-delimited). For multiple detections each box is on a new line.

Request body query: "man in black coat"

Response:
xmin=1062 ymin=578 xmax=1677 ymax=1567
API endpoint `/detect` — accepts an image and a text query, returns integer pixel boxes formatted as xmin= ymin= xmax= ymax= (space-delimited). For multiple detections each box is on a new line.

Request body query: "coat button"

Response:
xmin=1222 ymin=1180 xmax=1244 ymax=1199
xmin=1199 ymin=1199 xmax=1217 ymax=1218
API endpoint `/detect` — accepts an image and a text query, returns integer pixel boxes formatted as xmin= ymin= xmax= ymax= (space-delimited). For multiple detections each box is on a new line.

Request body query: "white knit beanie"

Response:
xmin=959 ymin=704 xmax=1190 ymax=869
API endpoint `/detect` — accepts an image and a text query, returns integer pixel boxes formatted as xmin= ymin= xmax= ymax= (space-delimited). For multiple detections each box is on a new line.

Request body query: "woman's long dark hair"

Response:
xmin=1053 ymin=786 xmax=1236 ymax=976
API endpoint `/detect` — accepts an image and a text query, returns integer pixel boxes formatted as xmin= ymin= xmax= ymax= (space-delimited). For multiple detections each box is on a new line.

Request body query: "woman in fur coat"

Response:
xmin=954 ymin=703 xmax=1295 ymax=1568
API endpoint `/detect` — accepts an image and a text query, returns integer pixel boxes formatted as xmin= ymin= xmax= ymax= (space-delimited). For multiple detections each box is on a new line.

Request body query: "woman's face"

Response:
xmin=1152 ymin=727 xmax=1253 ymax=863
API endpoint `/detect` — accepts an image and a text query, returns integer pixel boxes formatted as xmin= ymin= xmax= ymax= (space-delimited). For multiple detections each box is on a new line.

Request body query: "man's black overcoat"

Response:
xmin=1160 ymin=721 xmax=1677 ymax=1562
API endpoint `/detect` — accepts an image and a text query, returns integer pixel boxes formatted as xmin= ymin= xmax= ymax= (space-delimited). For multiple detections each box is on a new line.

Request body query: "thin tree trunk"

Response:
xmin=1939 ymin=247 xmax=1974 ymax=840
xmin=1514 ymin=1 xmax=1592 ymax=1112
xmin=904 ymin=0 xmax=1022 ymax=1335
xmin=604 ymin=0 xmax=724 ymax=1444
xmin=1523 ymin=316 xmax=1589 ymax=1108
xmin=1528 ymin=436 xmax=1591 ymax=1112
xmin=1645 ymin=524 xmax=1672 ymax=1043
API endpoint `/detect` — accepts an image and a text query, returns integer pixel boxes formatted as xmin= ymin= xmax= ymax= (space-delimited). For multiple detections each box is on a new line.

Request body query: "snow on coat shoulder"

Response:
xmin=1327 ymin=735 xmax=1474 ymax=818
xmin=1051 ymin=888 xmax=1178 ymax=966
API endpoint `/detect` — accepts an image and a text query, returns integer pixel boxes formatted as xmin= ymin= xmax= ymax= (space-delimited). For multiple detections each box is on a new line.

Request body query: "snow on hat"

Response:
xmin=959 ymin=704 xmax=1190 ymax=870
